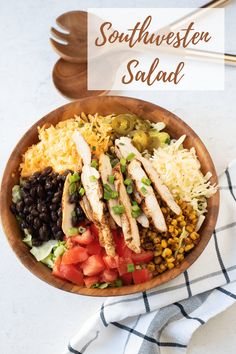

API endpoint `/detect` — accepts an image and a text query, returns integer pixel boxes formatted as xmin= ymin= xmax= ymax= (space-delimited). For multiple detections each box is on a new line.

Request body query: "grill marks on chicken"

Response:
xmin=127 ymin=160 xmax=167 ymax=232
xmin=72 ymin=132 xmax=116 ymax=256
xmin=113 ymin=165 xmax=141 ymax=253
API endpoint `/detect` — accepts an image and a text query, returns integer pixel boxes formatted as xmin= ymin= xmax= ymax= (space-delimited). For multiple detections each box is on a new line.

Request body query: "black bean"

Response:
xmin=45 ymin=182 xmax=52 ymax=190
xmin=72 ymin=215 xmax=78 ymax=227
xmin=51 ymin=197 xmax=59 ymax=204
xmin=23 ymin=182 xmax=31 ymax=190
xmin=33 ymin=171 xmax=41 ymax=179
xmin=37 ymin=203 xmax=47 ymax=213
xmin=30 ymin=187 xmax=37 ymax=198
xmin=24 ymin=197 xmax=34 ymax=206
xmin=56 ymin=219 xmax=62 ymax=228
xmin=77 ymin=215 xmax=85 ymax=222
xmin=54 ymin=191 xmax=62 ymax=199
xmin=50 ymin=204 xmax=57 ymax=211
xmin=26 ymin=214 xmax=34 ymax=224
xmin=23 ymin=206 xmax=29 ymax=215
xmin=31 ymin=208 xmax=38 ymax=216
xmin=55 ymin=231 xmax=63 ymax=240
xmin=32 ymin=239 xmax=42 ymax=247
xmin=20 ymin=221 xmax=28 ymax=229
xmin=42 ymin=166 xmax=53 ymax=176
xmin=16 ymin=201 xmax=24 ymax=212
xmin=76 ymin=206 xmax=84 ymax=216
xmin=52 ymin=226 xmax=59 ymax=235
xmin=33 ymin=218 xmax=41 ymax=229
xmin=10 ymin=203 xmax=17 ymax=214
xmin=51 ymin=212 xmax=57 ymax=222
xmin=37 ymin=185 xmax=45 ymax=199
xmin=69 ymin=193 xmax=79 ymax=204
xmin=57 ymin=207 xmax=62 ymax=217
xmin=39 ymin=213 xmax=49 ymax=222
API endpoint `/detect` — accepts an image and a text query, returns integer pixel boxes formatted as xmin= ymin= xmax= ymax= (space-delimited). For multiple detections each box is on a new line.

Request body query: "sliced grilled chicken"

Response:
xmin=72 ymin=132 xmax=116 ymax=256
xmin=131 ymin=187 xmax=149 ymax=228
xmin=113 ymin=164 xmax=140 ymax=253
xmin=99 ymin=154 xmax=122 ymax=227
xmin=61 ymin=173 xmax=74 ymax=235
xmin=136 ymin=213 xmax=149 ymax=228
xmin=115 ymin=137 xmax=181 ymax=215
xmin=79 ymin=195 xmax=93 ymax=222
xmin=128 ymin=159 xmax=167 ymax=232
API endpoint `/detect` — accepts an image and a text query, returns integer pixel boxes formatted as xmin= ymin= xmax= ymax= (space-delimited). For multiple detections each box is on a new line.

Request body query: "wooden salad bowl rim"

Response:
xmin=0 ymin=96 xmax=219 ymax=296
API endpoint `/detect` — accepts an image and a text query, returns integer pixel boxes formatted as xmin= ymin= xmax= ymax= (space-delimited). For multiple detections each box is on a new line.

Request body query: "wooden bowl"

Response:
xmin=0 ymin=96 xmax=219 ymax=296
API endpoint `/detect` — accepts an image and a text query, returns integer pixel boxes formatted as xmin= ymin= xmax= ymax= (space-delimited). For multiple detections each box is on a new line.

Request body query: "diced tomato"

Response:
xmin=90 ymin=223 xmax=99 ymax=238
xmin=84 ymin=276 xmax=99 ymax=288
xmin=81 ymin=255 xmax=105 ymax=276
xmin=103 ymin=255 xmax=117 ymax=269
xmin=121 ymin=272 xmax=133 ymax=285
xmin=87 ymin=239 xmax=102 ymax=255
xmin=101 ymin=269 xmax=118 ymax=283
xmin=114 ymin=233 xmax=125 ymax=256
xmin=61 ymin=246 xmax=88 ymax=265
xmin=52 ymin=256 xmax=65 ymax=279
xmin=59 ymin=264 xmax=84 ymax=286
xmin=132 ymin=269 xmax=151 ymax=285
xmin=73 ymin=229 xmax=94 ymax=245
xmin=64 ymin=236 xmax=74 ymax=249
xmin=131 ymin=250 xmax=154 ymax=265
xmin=116 ymin=257 xmax=133 ymax=276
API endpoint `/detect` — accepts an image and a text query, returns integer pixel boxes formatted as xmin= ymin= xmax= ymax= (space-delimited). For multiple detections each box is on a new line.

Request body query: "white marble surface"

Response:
xmin=0 ymin=1 xmax=236 ymax=353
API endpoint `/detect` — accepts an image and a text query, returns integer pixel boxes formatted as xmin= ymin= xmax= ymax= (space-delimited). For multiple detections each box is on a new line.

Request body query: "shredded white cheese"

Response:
xmin=151 ymin=135 xmax=217 ymax=215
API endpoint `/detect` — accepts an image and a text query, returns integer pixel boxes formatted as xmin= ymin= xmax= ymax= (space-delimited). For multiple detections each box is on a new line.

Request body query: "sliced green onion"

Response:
xmin=68 ymin=227 xmax=79 ymax=236
xmin=127 ymin=263 xmax=135 ymax=272
xmin=141 ymin=177 xmax=151 ymax=186
xmin=124 ymin=178 xmax=132 ymax=186
xmin=69 ymin=172 xmax=80 ymax=183
xmin=79 ymin=187 xmax=85 ymax=196
xmin=126 ymin=185 xmax=133 ymax=194
xmin=71 ymin=210 xmax=76 ymax=217
xmin=131 ymin=204 xmax=142 ymax=218
xmin=126 ymin=152 xmax=135 ymax=161
xmin=111 ymin=191 xmax=118 ymax=199
xmin=112 ymin=204 xmax=125 ymax=215
xmin=141 ymin=186 xmax=147 ymax=195
xmin=78 ymin=226 xmax=86 ymax=234
xmin=103 ymin=183 xmax=112 ymax=192
xmin=91 ymin=160 xmax=98 ymax=169
xmin=104 ymin=191 xmax=111 ymax=200
xmin=69 ymin=183 xmax=77 ymax=195
xmin=132 ymin=200 xmax=138 ymax=206
xmin=120 ymin=158 xmax=126 ymax=165
xmin=92 ymin=146 xmax=96 ymax=151
xmin=111 ymin=158 xmax=119 ymax=168
xmin=114 ymin=279 xmax=123 ymax=287
xmin=90 ymin=175 xmax=97 ymax=182
xmin=108 ymin=175 xmax=115 ymax=184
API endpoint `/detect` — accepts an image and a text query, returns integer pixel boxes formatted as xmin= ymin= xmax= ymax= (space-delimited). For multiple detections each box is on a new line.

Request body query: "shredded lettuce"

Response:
xmin=12 ymin=185 xmax=21 ymax=203
xmin=22 ymin=229 xmax=32 ymax=247
xmin=29 ymin=239 xmax=66 ymax=268
xmin=30 ymin=240 xmax=58 ymax=261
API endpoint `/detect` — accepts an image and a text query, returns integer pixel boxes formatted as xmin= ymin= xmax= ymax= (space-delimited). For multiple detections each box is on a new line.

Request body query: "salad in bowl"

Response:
xmin=9 ymin=108 xmax=217 ymax=290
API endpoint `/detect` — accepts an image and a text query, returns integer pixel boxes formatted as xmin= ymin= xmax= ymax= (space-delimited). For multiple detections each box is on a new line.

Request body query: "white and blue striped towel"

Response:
xmin=64 ymin=161 xmax=236 ymax=354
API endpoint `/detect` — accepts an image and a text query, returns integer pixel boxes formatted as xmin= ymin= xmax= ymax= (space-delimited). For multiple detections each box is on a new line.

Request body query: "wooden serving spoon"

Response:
xmin=52 ymin=59 xmax=109 ymax=99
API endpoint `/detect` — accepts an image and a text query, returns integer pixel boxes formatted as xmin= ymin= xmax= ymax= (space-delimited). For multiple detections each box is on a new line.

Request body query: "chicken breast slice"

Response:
xmin=61 ymin=174 xmax=75 ymax=235
xmin=99 ymin=154 xmax=122 ymax=227
xmin=79 ymin=195 xmax=93 ymax=222
xmin=115 ymin=137 xmax=181 ymax=215
xmin=72 ymin=131 xmax=91 ymax=165
xmin=128 ymin=159 xmax=167 ymax=232
xmin=113 ymin=165 xmax=140 ymax=253
xmin=73 ymin=132 xmax=116 ymax=256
